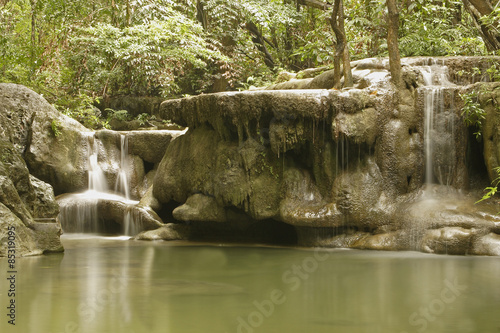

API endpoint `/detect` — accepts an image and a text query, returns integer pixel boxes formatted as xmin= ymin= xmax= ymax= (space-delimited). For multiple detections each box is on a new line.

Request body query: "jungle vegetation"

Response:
xmin=1 ymin=0 xmax=499 ymax=113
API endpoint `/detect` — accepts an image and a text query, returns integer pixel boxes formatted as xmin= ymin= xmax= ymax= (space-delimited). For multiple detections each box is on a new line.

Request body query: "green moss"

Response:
xmin=51 ymin=119 xmax=62 ymax=138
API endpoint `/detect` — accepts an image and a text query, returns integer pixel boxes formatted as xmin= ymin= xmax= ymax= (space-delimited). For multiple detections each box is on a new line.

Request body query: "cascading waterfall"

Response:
xmin=115 ymin=134 xmax=131 ymax=200
xmin=58 ymin=132 xmax=141 ymax=235
xmin=88 ymin=133 xmax=109 ymax=193
xmin=418 ymin=59 xmax=456 ymax=186
xmin=114 ymin=134 xmax=141 ymax=235
xmin=58 ymin=133 xmax=108 ymax=232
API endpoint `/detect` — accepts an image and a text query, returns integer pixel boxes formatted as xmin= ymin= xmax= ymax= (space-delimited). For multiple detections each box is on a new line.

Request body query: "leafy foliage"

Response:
xmin=69 ymin=13 xmax=227 ymax=97
xmin=51 ymin=119 xmax=62 ymax=137
xmin=400 ymin=1 xmax=486 ymax=56
xmin=460 ymin=90 xmax=486 ymax=140
xmin=0 ymin=0 xmax=494 ymax=128
xmin=476 ymin=167 xmax=500 ymax=204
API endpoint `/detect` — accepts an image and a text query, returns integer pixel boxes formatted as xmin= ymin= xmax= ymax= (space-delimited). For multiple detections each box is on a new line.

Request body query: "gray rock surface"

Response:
xmin=0 ymin=136 xmax=62 ymax=256
xmin=145 ymin=57 xmax=500 ymax=255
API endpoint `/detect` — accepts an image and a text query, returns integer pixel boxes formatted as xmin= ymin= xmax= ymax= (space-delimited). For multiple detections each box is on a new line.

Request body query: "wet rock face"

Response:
xmin=482 ymin=83 xmax=500 ymax=181
xmin=154 ymin=76 xmax=410 ymax=233
xmin=149 ymin=57 xmax=500 ymax=255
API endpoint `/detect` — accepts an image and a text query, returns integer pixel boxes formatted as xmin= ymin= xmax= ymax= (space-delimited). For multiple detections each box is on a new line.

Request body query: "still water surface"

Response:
xmin=1 ymin=235 xmax=500 ymax=333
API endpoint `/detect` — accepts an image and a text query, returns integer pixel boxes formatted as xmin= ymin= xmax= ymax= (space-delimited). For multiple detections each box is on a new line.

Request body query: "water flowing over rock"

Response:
xmin=56 ymin=131 xmax=166 ymax=236
xmin=146 ymin=56 xmax=500 ymax=255
xmin=3 ymin=56 xmax=500 ymax=256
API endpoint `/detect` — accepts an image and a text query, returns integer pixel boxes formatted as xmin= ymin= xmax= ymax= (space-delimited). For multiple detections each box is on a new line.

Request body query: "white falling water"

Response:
xmin=58 ymin=132 xmax=108 ymax=232
xmin=113 ymin=134 xmax=141 ymax=236
xmin=87 ymin=132 xmax=109 ymax=193
xmin=58 ymin=132 xmax=141 ymax=235
xmin=115 ymin=134 xmax=131 ymax=200
xmin=418 ymin=60 xmax=456 ymax=186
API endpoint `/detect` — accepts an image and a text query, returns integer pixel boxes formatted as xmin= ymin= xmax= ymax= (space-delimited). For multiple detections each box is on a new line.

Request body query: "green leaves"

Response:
xmin=69 ymin=14 xmax=228 ymax=97
xmin=460 ymin=90 xmax=486 ymax=141
xmin=476 ymin=167 xmax=500 ymax=204
xmin=400 ymin=1 xmax=486 ymax=57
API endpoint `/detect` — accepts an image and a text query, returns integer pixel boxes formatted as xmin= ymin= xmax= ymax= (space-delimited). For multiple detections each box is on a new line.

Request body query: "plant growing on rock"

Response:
xmin=460 ymin=90 xmax=486 ymax=140
xmin=51 ymin=119 xmax=62 ymax=137
xmin=106 ymin=109 xmax=130 ymax=122
xmin=476 ymin=166 xmax=500 ymax=204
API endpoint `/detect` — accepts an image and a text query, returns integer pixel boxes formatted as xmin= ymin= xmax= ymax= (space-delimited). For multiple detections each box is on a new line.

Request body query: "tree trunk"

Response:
xmin=126 ymin=0 xmax=132 ymax=27
xmin=468 ymin=0 xmax=494 ymax=15
xmin=30 ymin=0 xmax=37 ymax=72
xmin=338 ymin=1 xmax=352 ymax=87
xmin=196 ymin=0 xmax=208 ymax=30
xmin=245 ymin=21 xmax=275 ymax=70
xmin=330 ymin=0 xmax=342 ymax=89
xmin=330 ymin=0 xmax=352 ymax=88
xmin=463 ymin=0 xmax=500 ymax=51
xmin=387 ymin=0 xmax=403 ymax=88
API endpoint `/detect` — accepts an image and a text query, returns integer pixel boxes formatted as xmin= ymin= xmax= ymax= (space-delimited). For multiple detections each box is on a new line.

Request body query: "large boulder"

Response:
xmin=0 ymin=138 xmax=62 ymax=256
xmin=0 ymin=83 xmax=90 ymax=194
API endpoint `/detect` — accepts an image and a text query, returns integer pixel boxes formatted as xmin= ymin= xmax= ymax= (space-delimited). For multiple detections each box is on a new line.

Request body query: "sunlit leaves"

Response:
xmin=69 ymin=11 xmax=228 ymax=97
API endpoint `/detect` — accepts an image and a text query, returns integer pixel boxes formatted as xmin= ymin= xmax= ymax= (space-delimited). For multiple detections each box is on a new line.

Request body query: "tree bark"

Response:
xmin=387 ymin=0 xmax=403 ymax=88
xmin=463 ymin=0 xmax=500 ymax=51
xmin=468 ymin=0 xmax=494 ymax=15
xmin=245 ymin=21 xmax=276 ymax=70
xmin=196 ymin=0 xmax=208 ymax=30
xmin=330 ymin=0 xmax=352 ymax=88
xmin=330 ymin=0 xmax=342 ymax=89
xmin=125 ymin=0 xmax=132 ymax=27
xmin=30 ymin=0 xmax=37 ymax=71
xmin=338 ymin=1 xmax=352 ymax=87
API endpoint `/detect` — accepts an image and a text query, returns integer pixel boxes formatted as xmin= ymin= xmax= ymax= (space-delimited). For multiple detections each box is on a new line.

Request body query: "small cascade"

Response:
xmin=87 ymin=133 xmax=109 ymax=192
xmin=58 ymin=132 xmax=142 ymax=236
xmin=124 ymin=207 xmax=141 ymax=236
xmin=59 ymin=133 xmax=108 ymax=232
xmin=115 ymin=134 xmax=131 ymax=200
xmin=418 ymin=60 xmax=457 ymax=186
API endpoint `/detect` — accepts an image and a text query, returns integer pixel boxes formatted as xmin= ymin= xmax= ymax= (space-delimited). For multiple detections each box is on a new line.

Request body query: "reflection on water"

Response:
xmin=1 ymin=235 xmax=500 ymax=333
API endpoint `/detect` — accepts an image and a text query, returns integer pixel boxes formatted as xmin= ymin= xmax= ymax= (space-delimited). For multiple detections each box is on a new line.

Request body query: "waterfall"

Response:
xmin=115 ymin=134 xmax=131 ymax=200
xmin=87 ymin=132 xmax=109 ymax=193
xmin=58 ymin=132 xmax=141 ymax=235
xmin=418 ymin=60 xmax=456 ymax=186
xmin=58 ymin=133 xmax=107 ymax=233
xmin=114 ymin=134 xmax=141 ymax=236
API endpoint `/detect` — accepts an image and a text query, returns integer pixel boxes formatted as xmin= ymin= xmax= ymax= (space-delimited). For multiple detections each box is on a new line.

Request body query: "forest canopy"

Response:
xmin=1 ymin=0 xmax=499 ymax=110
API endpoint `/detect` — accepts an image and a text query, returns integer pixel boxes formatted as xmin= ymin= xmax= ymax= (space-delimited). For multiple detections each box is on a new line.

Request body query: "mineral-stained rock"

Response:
xmin=420 ymin=227 xmax=479 ymax=255
xmin=0 ymin=83 xmax=90 ymax=194
xmin=472 ymin=233 xmax=500 ymax=256
xmin=173 ymin=193 xmax=227 ymax=223
xmin=147 ymin=57 xmax=500 ymax=255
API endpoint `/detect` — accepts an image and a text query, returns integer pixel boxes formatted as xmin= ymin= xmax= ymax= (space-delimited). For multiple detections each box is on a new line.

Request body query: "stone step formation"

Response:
xmin=1 ymin=56 xmax=500 ymax=256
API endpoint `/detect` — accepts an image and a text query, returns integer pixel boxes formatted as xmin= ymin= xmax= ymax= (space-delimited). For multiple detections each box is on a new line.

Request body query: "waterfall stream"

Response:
xmin=418 ymin=60 xmax=457 ymax=186
xmin=58 ymin=132 xmax=140 ymax=235
xmin=115 ymin=134 xmax=131 ymax=200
